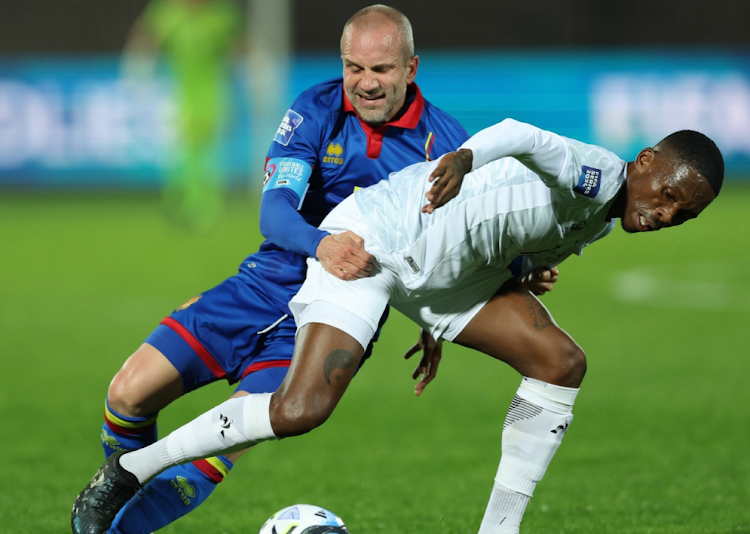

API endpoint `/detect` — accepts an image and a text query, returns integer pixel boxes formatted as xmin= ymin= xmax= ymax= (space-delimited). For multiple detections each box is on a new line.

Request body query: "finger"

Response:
xmin=414 ymin=372 xmax=434 ymax=396
xmin=346 ymin=251 xmax=374 ymax=269
xmin=428 ymin=176 xmax=448 ymax=196
xmin=340 ymin=261 xmax=372 ymax=278
xmin=427 ymin=163 xmax=447 ymax=183
xmin=335 ymin=268 xmax=356 ymax=281
xmin=342 ymin=231 xmax=365 ymax=247
xmin=533 ymin=282 xmax=554 ymax=295
xmin=403 ymin=343 xmax=421 ymax=359
xmin=432 ymin=187 xmax=458 ymax=208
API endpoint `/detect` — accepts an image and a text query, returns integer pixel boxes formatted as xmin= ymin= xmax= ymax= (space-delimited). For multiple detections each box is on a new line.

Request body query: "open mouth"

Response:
xmin=357 ymin=94 xmax=384 ymax=105
xmin=637 ymin=214 xmax=655 ymax=232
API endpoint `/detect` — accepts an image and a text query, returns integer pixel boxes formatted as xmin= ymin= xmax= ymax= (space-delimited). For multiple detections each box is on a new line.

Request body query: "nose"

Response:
xmin=655 ymin=205 xmax=676 ymax=227
xmin=361 ymin=70 xmax=378 ymax=91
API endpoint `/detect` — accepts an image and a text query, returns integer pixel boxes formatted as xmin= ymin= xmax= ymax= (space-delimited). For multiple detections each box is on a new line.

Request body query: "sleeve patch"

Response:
xmin=574 ymin=166 xmax=601 ymax=198
xmin=263 ymin=157 xmax=313 ymax=199
xmin=273 ymin=109 xmax=304 ymax=146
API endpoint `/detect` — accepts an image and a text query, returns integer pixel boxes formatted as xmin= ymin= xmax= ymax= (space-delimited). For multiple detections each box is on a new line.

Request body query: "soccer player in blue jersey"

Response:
xmin=97 ymin=5 xmax=470 ymax=533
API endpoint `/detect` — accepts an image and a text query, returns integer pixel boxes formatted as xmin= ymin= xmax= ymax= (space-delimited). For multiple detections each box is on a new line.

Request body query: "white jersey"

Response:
xmin=292 ymin=119 xmax=628 ymax=344
xmin=353 ymin=119 xmax=626 ymax=293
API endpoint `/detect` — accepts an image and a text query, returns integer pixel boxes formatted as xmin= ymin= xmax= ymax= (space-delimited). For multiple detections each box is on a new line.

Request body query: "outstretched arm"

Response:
xmin=422 ymin=120 xmax=570 ymax=213
xmin=460 ymin=118 xmax=569 ymax=186
xmin=260 ymin=188 xmax=373 ymax=280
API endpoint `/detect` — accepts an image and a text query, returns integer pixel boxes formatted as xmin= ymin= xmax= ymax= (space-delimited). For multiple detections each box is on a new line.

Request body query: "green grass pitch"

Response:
xmin=1 ymin=184 xmax=749 ymax=533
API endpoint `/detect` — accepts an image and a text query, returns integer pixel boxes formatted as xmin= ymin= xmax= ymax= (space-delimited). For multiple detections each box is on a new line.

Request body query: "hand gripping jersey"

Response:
xmin=354 ymin=119 xmax=626 ymax=295
xmin=239 ymin=77 xmax=469 ymax=315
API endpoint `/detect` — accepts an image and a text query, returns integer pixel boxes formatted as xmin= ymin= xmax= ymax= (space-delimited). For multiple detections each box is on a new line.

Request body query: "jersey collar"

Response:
xmin=343 ymin=83 xmax=425 ymax=159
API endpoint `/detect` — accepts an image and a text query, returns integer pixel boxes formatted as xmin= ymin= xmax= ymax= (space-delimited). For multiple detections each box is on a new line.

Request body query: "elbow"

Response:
xmin=258 ymin=215 xmax=272 ymax=239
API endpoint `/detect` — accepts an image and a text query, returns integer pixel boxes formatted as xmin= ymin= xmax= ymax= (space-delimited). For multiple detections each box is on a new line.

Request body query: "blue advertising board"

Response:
xmin=1 ymin=49 xmax=749 ymax=187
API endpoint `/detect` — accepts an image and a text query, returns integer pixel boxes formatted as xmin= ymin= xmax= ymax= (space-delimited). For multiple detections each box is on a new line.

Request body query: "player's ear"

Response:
xmin=635 ymin=148 xmax=655 ymax=171
xmin=406 ymin=55 xmax=419 ymax=84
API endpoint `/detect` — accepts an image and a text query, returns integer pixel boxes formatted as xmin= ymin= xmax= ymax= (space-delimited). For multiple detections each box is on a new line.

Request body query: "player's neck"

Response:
xmin=606 ymin=161 xmax=635 ymax=220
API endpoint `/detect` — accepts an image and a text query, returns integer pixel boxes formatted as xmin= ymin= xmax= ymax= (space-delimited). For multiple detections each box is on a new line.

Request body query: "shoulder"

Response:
xmin=291 ymin=78 xmax=344 ymax=114
xmin=421 ymin=100 xmax=466 ymax=131
xmin=561 ymin=138 xmax=625 ymax=202
xmin=282 ymin=78 xmax=345 ymax=135
xmin=270 ymin=79 xmax=345 ymax=154
xmin=420 ymin=98 xmax=470 ymax=143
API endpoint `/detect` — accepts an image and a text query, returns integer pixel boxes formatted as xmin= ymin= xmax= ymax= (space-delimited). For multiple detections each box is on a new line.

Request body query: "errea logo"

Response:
xmin=169 ymin=476 xmax=196 ymax=505
xmin=323 ymin=142 xmax=344 ymax=165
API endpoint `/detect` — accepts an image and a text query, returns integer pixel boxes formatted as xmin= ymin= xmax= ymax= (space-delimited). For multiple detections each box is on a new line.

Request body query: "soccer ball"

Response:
xmin=258 ymin=504 xmax=350 ymax=534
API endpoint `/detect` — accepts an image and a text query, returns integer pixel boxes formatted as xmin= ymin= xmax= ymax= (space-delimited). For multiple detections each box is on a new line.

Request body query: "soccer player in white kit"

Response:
xmin=72 ymin=119 xmax=723 ymax=534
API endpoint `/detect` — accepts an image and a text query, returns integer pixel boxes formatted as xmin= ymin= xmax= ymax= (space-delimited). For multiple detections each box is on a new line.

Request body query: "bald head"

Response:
xmin=340 ymin=5 xmax=414 ymax=62
xmin=339 ymin=4 xmax=419 ymax=127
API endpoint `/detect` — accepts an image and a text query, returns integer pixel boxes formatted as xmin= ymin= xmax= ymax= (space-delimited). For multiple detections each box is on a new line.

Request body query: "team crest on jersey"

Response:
xmin=574 ymin=166 xmax=601 ymax=198
xmin=274 ymin=109 xmax=304 ymax=146
xmin=176 ymin=295 xmax=202 ymax=311
xmin=323 ymin=142 xmax=344 ymax=165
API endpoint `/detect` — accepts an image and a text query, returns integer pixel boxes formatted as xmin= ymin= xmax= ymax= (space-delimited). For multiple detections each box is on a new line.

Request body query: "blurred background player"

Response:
xmin=100 ymin=6 xmax=469 ymax=534
xmin=122 ymin=0 xmax=245 ymax=232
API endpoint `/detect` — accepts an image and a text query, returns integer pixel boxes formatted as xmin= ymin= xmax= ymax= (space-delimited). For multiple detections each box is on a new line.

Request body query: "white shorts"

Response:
xmin=289 ymin=195 xmax=513 ymax=347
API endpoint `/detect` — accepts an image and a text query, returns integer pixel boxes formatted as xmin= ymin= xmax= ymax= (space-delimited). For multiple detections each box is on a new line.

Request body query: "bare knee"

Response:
xmin=106 ymin=345 xmax=183 ymax=417
xmin=269 ymin=391 xmax=336 ymax=438
xmin=107 ymin=371 xmax=154 ymax=417
xmin=540 ymin=340 xmax=587 ymax=388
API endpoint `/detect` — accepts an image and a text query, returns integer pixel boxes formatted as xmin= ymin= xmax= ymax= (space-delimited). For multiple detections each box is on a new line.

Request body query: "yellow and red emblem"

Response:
xmin=176 ymin=295 xmax=202 ymax=311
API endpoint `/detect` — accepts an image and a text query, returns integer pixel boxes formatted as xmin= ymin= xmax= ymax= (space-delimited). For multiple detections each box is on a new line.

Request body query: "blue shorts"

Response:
xmin=145 ymin=273 xmax=382 ymax=395
xmin=145 ymin=274 xmax=298 ymax=395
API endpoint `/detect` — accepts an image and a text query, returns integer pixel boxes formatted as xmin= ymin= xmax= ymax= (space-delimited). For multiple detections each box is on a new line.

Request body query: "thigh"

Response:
xmin=453 ymin=279 xmax=583 ymax=385
xmin=271 ymin=322 xmax=366 ymax=437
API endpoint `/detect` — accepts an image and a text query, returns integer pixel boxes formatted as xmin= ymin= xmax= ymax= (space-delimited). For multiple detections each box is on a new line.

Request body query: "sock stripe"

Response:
xmin=502 ymin=395 xmax=543 ymax=431
xmin=104 ymin=401 xmax=158 ymax=435
xmin=193 ymin=457 xmax=230 ymax=483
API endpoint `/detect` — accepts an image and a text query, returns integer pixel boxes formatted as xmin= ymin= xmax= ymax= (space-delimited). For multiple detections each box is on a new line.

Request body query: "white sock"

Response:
xmin=120 ymin=393 xmax=276 ymax=484
xmin=477 ymin=377 xmax=579 ymax=534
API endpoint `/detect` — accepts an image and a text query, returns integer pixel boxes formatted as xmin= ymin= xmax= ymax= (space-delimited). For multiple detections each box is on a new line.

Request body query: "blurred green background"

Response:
xmin=2 ymin=186 xmax=748 ymax=533
xmin=2 ymin=1 xmax=749 ymax=532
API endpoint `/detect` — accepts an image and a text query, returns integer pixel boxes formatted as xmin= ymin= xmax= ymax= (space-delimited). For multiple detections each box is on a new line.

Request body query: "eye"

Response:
xmin=664 ymin=189 xmax=675 ymax=202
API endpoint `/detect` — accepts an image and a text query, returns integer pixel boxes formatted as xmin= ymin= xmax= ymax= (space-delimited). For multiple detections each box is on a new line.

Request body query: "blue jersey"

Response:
xmin=149 ymin=77 xmax=469 ymax=392
xmin=238 ymin=78 xmax=470 ymax=315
